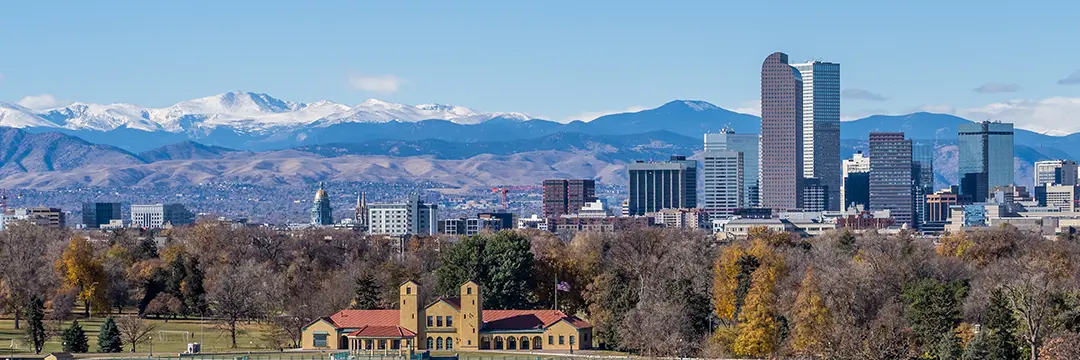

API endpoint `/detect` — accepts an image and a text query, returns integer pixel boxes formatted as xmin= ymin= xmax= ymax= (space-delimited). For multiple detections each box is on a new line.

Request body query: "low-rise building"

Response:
xmin=301 ymin=281 xmax=593 ymax=352
xmin=2 ymin=207 xmax=66 ymax=229
xmin=368 ymin=195 xmax=438 ymax=236
xmin=647 ymin=208 xmax=709 ymax=230
xmin=131 ymin=204 xmax=195 ymax=229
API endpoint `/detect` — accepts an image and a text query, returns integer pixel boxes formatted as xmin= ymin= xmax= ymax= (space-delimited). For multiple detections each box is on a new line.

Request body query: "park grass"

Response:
xmin=0 ymin=314 xmax=279 ymax=356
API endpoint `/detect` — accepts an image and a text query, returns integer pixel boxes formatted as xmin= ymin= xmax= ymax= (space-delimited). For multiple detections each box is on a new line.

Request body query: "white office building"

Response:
xmin=702 ymin=150 xmax=744 ymax=216
xmin=793 ymin=60 xmax=842 ymax=211
xmin=131 ymin=204 xmax=195 ymax=229
xmin=704 ymin=129 xmax=759 ymax=207
xmin=367 ymin=194 xmax=437 ymax=236
xmin=1035 ymin=160 xmax=1078 ymax=186
xmin=841 ymin=151 xmax=871 ymax=210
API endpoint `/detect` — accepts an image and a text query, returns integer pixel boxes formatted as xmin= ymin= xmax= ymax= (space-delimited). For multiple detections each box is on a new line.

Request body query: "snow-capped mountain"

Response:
xmin=0 ymin=92 xmax=535 ymax=133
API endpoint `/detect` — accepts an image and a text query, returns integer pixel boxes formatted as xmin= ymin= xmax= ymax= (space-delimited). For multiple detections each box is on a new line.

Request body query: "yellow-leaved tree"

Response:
xmin=791 ymin=266 xmax=830 ymax=356
xmin=56 ymin=236 xmax=108 ymax=317
xmin=732 ymin=238 xmax=786 ymax=357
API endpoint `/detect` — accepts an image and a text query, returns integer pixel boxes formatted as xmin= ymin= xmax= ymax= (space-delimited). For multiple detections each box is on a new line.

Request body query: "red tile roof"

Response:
xmin=322 ymin=309 xmax=592 ymax=332
xmin=347 ymin=326 xmax=416 ymax=338
xmin=483 ymin=310 xmax=592 ymax=330
xmin=428 ymin=297 xmax=461 ymax=310
xmin=328 ymin=310 xmax=400 ymax=328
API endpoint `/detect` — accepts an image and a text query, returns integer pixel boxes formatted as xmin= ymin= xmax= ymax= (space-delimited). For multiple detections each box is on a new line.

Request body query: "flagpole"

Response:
xmin=554 ymin=276 xmax=558 ymax=311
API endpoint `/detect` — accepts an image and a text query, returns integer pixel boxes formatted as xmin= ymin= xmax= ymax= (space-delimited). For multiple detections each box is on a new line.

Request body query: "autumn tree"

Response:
xmin=145 ymin=293 xmax=182 ymax=321
xmin=732 ymin=239 xmax=786 ymax=357
xmin=116 ymin=315 xmax=157 ymax=352
xmin=56 ymin=235 xmax=109 ymax=316
xmin=791 ymin=267 xmax=830 ymax=356
xmin=0 ymin=222 xmax=63 ymax=329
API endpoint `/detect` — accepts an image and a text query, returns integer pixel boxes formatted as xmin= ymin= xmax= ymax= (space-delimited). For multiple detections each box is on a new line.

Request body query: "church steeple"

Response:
xmin=355 ymin=191 xmax=369 ymax=231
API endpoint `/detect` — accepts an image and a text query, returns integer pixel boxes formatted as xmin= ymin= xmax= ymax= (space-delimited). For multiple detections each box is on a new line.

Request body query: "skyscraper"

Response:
xmin=793 ymin=60 xmax=841 ymax=211
xmin=1034 ymin=160 xmax=1078 ymax=186
xmin=842 ymin=152 xmax=871 ymax=211
xmin=704 ymin=129 xmax=760 ymax=207
xmin=311 ymin=182 xmax=333 ymax=225
xmin=912 ymin=142 xmax=935 ymax=228
xmin=869 ymin=132 xmax=913 ymax=227
xmin=760 ymin=52 xmax=804 ymax=211
xmin=627 ymin=156 xmax=697 ymax=215
xmin=542 ymin=179 xmax=597 ymax=218
xmin=701 ymin=150 xmax=743 ymax=216
xmin=958 ymin=121 xmax=1014 ymax=202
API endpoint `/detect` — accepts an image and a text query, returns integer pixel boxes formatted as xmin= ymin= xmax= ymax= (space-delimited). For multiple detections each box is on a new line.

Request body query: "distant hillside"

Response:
xmin=0 ymin=127 xmax=144 ymax=178
xmin=138 ymin=141 xmax=239 ymax=162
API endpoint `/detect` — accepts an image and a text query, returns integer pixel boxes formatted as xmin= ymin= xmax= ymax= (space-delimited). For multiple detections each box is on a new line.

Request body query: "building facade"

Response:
xmin=312 ymin=183 xmax=333 ymax=226
xmin=801 ymin=178 xmax=828 ymax=212
xmin=958 ymin=121 xmax=1014 ymax=202
xmin=368 ymin=194 xmax=438 ymax=236
xmin=131 ymin=204 xmax=195 ymax=229
xmin=302 ymin=281 xmax=592 ymax=353
xmin=793 ymin=60 xmax=841 ymax=211
xmin=760 ymin=52 xmax=804 ymax=211
xmin=626 ymin=156 xmax=697 ymax=215
xmin=869 ymin=132 xmax=914 ymax=227
xmin=1035 ymin=160 xmax=1078 ymax=186
xmin=842 ymin=151 xmax=871 ymax=212
xmin=541 ymin=179 xmax=596 ymax=219
xmin=81 ymin=202 xmax=122 ymax=229
xmin=912 ymin=143 xmax=935 ymax=229
xmin=3 ymin=207 xmax=66 ymax=229
xmin=355 ymin=192 xmax=369 ymax=231
xmin=704 ymin=129 xmax=760 ymax=207
xmin=701 ymin=150 xmax=743 ymax=216
xmin=926 ymin=189 xmax=959 ymax=224
xmin=647 ymin=208 xmax=709 ymax=230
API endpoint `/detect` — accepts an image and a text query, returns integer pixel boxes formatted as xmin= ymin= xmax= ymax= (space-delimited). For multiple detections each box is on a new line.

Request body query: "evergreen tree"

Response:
xmin=97 ymin=317 xmax=123 ymax=353
xmin=61 ymin=320 xmax=89 ymax=353
xmin=436 ymin=231 xmax=535 ymax=309
xmin=164 ymin=253 xmax=187 ymax=298
xmin=901 ymin=278 xmax=968 ymax=353
xmin=26 ymin=297 xmax=47 ymax=354
xmin=349 ymin=273 xmax=380 ymax=310
xmin=984 ymin=289 xmax=1022 ymax=360
xmin=134 ymin=236 xmax=159 ymax=261
xmin=962 ymin=332 xmax=991 ymax=360
xmin=182 ymin=257 xmax=208 ymax=316
xmin=935 ymin=333 xmax=963 ymax=360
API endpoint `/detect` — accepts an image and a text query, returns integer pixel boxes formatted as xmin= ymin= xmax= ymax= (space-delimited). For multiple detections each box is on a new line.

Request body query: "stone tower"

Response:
xmin=399 ymin=281 xmax=424 ymax=349
xmin=457 ymin=280 xmax=483 ymax=350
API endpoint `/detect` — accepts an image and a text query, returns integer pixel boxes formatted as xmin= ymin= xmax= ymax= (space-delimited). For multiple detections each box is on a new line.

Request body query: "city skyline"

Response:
xmin=2 ymin=1 xmax=1080 ymax=134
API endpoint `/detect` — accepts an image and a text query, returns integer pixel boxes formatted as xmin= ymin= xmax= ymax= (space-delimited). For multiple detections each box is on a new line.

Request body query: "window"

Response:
xmin=406 ymin=287 xmax=412 ymax=295
xmin=548 ymin=336 xmax=553 ymax=345
xmin=446 ymin=337 xmax=453 ymax=350
xmin=570 ymin=336 xmax=575 ymax=345
xmin=313 ymin=333 xmax=328 ymax=347
xmin=437 ymin=316 xmax=443 ymax=327
xmin=427 ymin=337 xmax=433 ymax=349
xmin=467 ymin=287 xmax=473 ymax=295
xmin=559 ymin=336 xmax=565 ymax=345
xmin=436 ymin=337 xmax=443 ymax=350
xmin=427 ymin=316 xmax=433 ymax=327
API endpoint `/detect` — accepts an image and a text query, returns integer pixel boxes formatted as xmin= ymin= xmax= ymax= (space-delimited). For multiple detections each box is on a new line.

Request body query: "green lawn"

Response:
xmin=0 ymin=315 xmax=280 ymax=356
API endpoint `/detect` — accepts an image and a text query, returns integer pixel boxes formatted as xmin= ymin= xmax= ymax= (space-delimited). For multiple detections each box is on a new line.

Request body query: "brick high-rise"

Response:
xmin=759 ymin=52 xmax=804 ymax=211
xmin=542 ymin=179 xmax=596 ymax=218
xmin=869 ymin=132 xmax=913 ymax=227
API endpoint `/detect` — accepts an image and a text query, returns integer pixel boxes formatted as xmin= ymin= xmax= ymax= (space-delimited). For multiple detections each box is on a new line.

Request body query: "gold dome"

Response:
xmin=314 ymin=183 xmax=328 ymax=201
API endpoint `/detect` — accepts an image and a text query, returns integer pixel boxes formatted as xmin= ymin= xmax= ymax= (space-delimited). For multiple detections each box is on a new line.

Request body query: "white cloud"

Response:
xmin=562 ymin=105 xmax=649 ymax=123
xmin=973 ymin=82 xmax=1021 ymax=94
xmin=16 ymin=94 xmax=70 ymax=110
xmin=348 ymin=74 xmax=404 ymax=93
xmin=957 ymin=97 xmax=1080 ymax=135
xmin=730 ymin=100 xmax=760 ymax=116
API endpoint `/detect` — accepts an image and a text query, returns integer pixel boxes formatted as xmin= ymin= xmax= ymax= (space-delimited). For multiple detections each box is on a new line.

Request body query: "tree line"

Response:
xmin=3 ymin=220 xmax=1080 ymax=359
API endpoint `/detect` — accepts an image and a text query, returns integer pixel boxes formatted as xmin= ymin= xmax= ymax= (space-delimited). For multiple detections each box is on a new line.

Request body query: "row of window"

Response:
xmin=426 ymin=315 xmax=453 ymax=327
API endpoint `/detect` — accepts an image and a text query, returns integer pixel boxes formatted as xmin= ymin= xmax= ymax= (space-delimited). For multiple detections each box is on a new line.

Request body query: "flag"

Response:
xmin=556 ymin=281 xmax=571 ymax=292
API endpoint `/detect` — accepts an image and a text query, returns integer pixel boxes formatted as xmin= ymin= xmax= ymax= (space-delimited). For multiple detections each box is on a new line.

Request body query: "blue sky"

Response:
xmin=2 ymin=1 xmax=1080 ymax=132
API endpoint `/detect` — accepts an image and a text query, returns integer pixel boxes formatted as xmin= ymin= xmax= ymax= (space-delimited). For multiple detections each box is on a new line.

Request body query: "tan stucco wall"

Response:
xmin=423 ymin=301 xmax=462 ymax=350
xmin=543 ymin=321 xmax=592 ymax=350
xmin=302 ymin=320 xmax=342 ymax=350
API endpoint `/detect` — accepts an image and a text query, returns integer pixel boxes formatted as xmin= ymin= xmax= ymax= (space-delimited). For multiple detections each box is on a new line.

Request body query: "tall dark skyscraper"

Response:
xmin=542 ymin=179 xmax=596 ymax=218
xmin=958 ymin=121 xmax=1014 ymax=202
xmin=627 ymin=156 xmax=697 ymax=215
xmin=912 ymin=142 xmax=935 ymax=228
xmin=81 ymin=202 xmax=122 ymax=229
xmin=793 ymin=60 xmax=841 ymax=211
xmin=869 ymin=132 xmax=913 ymax=227
xmin=759 ymin=52 xmax=804 ymax=211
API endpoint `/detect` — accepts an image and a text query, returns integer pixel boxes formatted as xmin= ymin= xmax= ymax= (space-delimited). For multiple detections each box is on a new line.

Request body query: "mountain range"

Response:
xmin=2 ymin=92 xmax=1079 ymax=191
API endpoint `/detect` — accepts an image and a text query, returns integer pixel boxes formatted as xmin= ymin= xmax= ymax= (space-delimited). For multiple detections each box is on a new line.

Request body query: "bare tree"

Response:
xmin=116 ymin=316 xmax=157 ymax=353
xmin=207 ymin=260 xmax=269 ymax=348
xmin=0 ymin=222 xmax=64 ymax=329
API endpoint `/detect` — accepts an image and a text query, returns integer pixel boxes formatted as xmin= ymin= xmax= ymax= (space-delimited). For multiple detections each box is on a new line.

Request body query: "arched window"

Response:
xmin=532 ymin=336 xmax=543 ymax=350
xmin=436 ymin=337 xmax=443 ymax=350
xmin=446 ymin=337 xmax=453 ymax=350
xmin=427 ymin=337 xmax=434 ymax=350
xmin=507 ymin=336 xmax=517 ymax=350
xmin=494 ymin=336 xmax=504 ymax=350
xmin=520 ymin=336 xmax=529 ymax=350
xmin=481 ymin=337 xmax=491 ymax=350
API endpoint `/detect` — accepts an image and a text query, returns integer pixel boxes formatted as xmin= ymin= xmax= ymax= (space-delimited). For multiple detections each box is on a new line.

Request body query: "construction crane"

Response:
xmin=489 ymin=186 xmax=540 ymax=210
